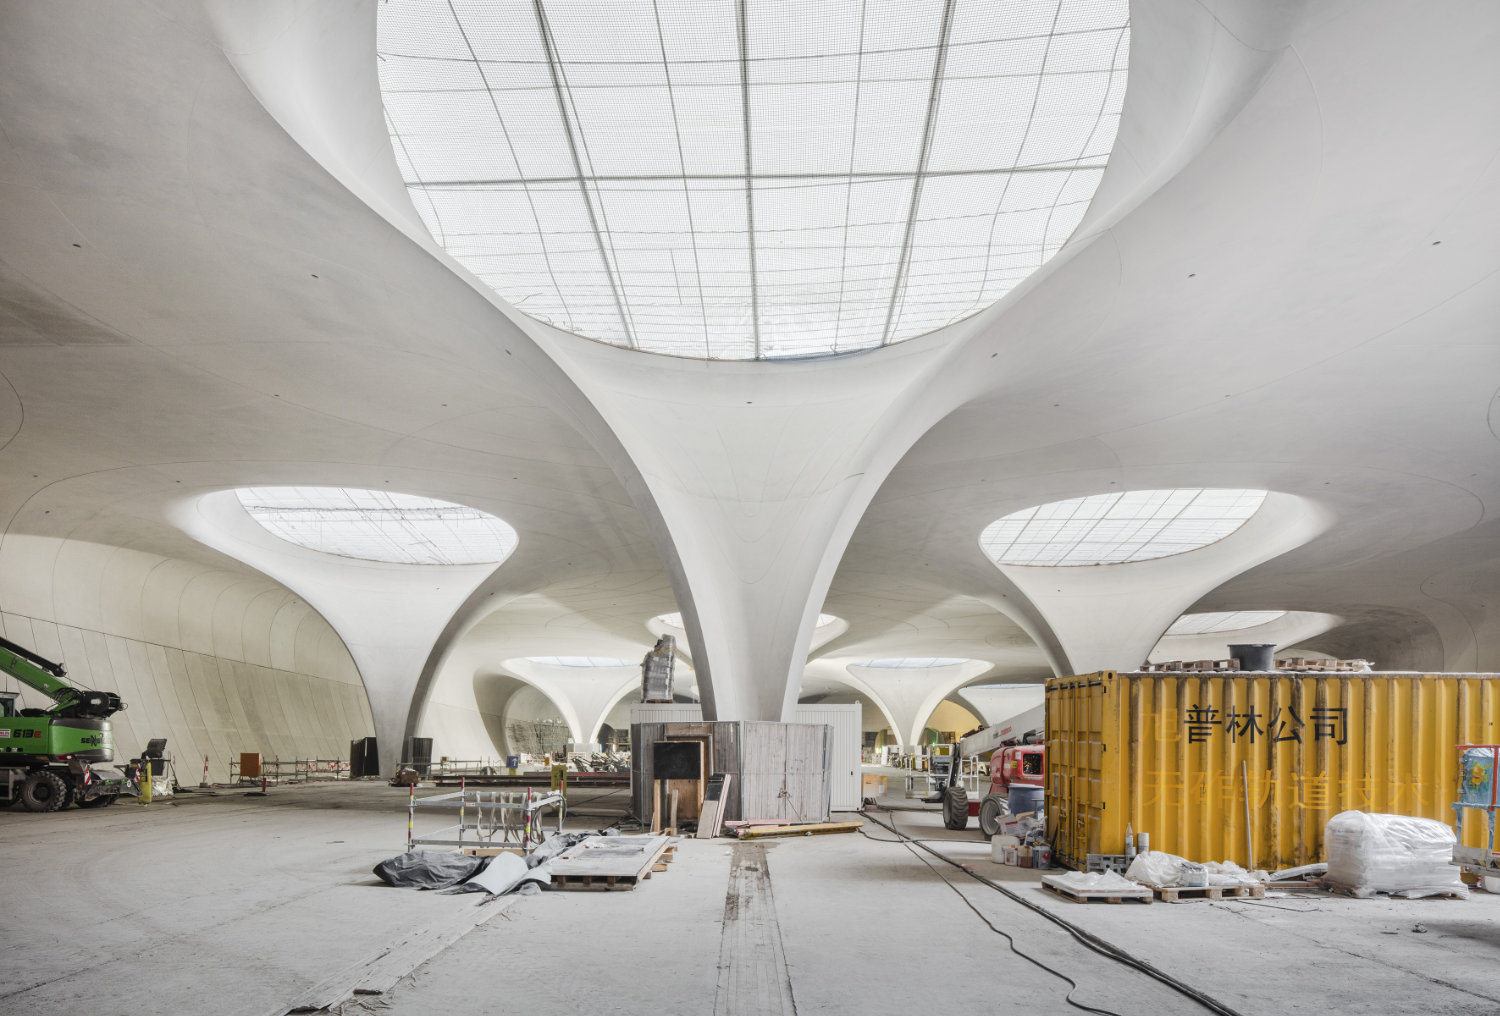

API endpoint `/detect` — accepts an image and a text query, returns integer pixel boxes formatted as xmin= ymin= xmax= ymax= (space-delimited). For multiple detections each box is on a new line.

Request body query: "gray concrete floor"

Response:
xmin=2 ymin=782 xmax=1497 ymax=1016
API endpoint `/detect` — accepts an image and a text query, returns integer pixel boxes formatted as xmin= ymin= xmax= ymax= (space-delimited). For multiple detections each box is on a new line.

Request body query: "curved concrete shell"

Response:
xmin=0 ymin=0 xmax=1495 ymax=769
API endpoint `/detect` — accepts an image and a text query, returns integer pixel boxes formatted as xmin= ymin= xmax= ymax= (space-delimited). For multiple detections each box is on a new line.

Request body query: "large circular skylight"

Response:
xmin=1165 ymin=611 xmax=1287 ymax=636
xmin=237 ymin=487 xmax=517 ymax=565
xmin=655 ymin=612 xmax=839 ymax=629
xmin=980 ymin=489 xmax=1268 ymax=567
xmin=854 ymin=658 xmax=970 ymax=669
xmin=377 ymin=1 xmax=1130 ymax=360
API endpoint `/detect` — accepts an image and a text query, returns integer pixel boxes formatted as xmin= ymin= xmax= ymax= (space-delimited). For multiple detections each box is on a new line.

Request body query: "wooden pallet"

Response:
xmin=1149 ymin=882 xmax=1266 ymax=903
xmin=1136 ymin=658 xmax=1372 ymax=674
xmin=459 ymin=846 xmax=526 ymax=857
xmin=549 ymin=835 xmax=675 ymax=891
xmin=1041 ymin=877 xmax=1153 ymax=905
xmin=1275 ymin=658 xmax=1372 ymax=673
xmin=733 ymin=821 xmax=862 ymax=840
xmin=1139 ymin=660 xmax=1241 ymax=673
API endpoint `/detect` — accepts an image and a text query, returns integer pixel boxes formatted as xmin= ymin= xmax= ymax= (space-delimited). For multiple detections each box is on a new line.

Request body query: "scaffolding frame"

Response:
xmin=406 ymin=782 xmax=565 ymax=853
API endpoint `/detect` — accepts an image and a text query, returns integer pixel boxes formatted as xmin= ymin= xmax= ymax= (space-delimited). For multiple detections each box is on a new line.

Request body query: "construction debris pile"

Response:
xmin=504 ymin=718 xmax=570 ymax=756
xmin=374 ymin=830 xmax=678 ymax=896
xmin=1043 ymin=809 xmax=1472 ymax=905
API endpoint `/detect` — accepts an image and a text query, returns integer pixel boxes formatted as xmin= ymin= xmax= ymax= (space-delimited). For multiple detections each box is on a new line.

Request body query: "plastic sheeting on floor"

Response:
xmin=1325 ymin=811 xmax=1468 ymax=898
xmin=374 ymin=851 xmax=488 ymax=890
xmin=446 ymin=852 xmax=550 ymax=896
xmin=373 ymin=829 xmax=617 ymax=897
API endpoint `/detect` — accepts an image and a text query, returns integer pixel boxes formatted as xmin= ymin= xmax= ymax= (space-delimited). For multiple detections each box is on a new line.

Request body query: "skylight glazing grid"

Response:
xmin=237 ymin=487 xmax=518 ymax=565
xmin=980 ymin=489 xmax=1268 ymax=567
xmin=854 ymin=658 xmax=970 ymax=668
xmin=377 ymin=0 xmax=1129 ymax=359
xmin=655 ymin=611 xmax=839 ymax=629
xmin=1165 ymin=611 xmax=1287 ymax=636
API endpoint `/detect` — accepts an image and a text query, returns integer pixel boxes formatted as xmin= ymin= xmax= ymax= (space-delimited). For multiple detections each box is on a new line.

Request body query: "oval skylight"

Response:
xmin=524 ymin=656 xmax=637 ymax=667
xmin=854 ymin=657 xmax=970 ymax=669
xmin=655 ymin=612 xmax=839 ymax=630
xmin=236 ymin=487 xmax=517 ymax=565
xmin=980 ymin=489 xmax=1268 ymax=567
xmin=1165 ymin=611 xmax=1287 ymax=636
xmin=377 ymin=1 xmax=1130 ymax=360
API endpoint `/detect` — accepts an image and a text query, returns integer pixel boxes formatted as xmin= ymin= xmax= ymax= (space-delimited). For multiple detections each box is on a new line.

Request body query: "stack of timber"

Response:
xmin=549 ymin=834 xmax=676 ymax=891
xmin=726 ymin=819 xmax=861 ymax=839
xmin=432 ymin=771 xmax=628 ymax=788
xmin=1274 ymin=657 xmax=1373 ymax=673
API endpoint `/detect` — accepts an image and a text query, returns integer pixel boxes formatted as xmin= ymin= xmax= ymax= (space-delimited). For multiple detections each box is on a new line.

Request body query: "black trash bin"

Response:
xmin=1228 ymin=643 xmax=1276 ymax=671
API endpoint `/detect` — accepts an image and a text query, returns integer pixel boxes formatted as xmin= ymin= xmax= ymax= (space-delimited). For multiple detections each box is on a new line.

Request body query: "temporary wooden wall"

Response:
xmin=630 ymin=720 xmax=832 ymax=825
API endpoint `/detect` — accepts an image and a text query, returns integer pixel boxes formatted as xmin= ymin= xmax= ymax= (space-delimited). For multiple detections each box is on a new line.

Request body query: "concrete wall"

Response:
xmin=415 ymin=698 xmax=509 ymax=765
xmin=0 ymin=536 xmax=372 ymax=782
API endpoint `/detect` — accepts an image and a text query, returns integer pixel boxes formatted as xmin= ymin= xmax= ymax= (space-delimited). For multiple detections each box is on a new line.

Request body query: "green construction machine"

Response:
xmin=0 ymin=635 xmax=127 ymax=812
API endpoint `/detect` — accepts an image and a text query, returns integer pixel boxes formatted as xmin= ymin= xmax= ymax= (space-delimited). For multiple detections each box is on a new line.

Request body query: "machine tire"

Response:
xmin=20 ymin=770 xmax=68 ymax=812
xmin=942 ymin=784 xmax=969 ymax=830
xmin=978 ymin=794 xmax=1009 ymax=838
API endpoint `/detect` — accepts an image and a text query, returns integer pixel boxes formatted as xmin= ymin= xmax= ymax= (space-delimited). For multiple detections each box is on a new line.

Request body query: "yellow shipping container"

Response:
xmin=1046 ymin=671 xmax=1500 ymax=871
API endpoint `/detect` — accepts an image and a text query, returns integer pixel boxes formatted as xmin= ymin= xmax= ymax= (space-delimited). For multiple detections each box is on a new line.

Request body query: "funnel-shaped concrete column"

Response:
xmin=542 ymin=342 xmax=956 ymax=724
xmin=834 ymin=659 xmax=994 ymax=749
xmin=501 ymin=660 xmax=640 ymax=745
xmin=172 ymin=492 xmax=497 ymax=776
xmin=1147 ymin=611 xmax=1342 ymax=665
xmin=955 ymin=685 xmax=1046 ymax=731
xmin=996 ymin=493 xmax=1334 ymax=676
xmin=204 ymin=0 xmax=1312 ymax=730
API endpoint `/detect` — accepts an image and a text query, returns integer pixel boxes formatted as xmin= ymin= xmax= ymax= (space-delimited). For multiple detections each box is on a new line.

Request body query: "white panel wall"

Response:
xmin=794 ymin=704 xmax=861 ymax=811
xmin=628 ymin=703 xmax=707 ymax=725
xmin=628 ymin=702 xmax=861 ymax=811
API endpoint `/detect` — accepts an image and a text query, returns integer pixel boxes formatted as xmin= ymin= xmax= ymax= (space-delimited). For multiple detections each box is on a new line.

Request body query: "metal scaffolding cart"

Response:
xmin=405 ymin=782 xmax=565 ymax=853
xmin=1453 ymin=743 xmax=1500 ymax=882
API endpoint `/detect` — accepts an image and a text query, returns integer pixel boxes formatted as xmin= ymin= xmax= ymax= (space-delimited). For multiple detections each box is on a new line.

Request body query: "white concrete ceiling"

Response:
xmin=0 ymin=1 xmax=1496 ymax=765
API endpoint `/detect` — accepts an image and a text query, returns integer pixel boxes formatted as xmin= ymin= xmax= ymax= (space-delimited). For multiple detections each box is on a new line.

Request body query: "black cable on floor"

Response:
xmin=858 ymin=821 xmax=1124 ymax=1016
xmin=864 ymin=809 xmax=1247 ymax=1016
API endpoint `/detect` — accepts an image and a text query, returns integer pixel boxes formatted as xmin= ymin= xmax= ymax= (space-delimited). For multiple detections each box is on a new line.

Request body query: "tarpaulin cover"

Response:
xmin=1126 ymin=851 xmax=1266 ymax=887
xmin=526 ymin=830 xmax=603 ymax=868
xmin=374 ymin=850 xmax=487 ymax=890
xmin=375 ymin=830 xmax=616 ymax=895
xmin=1050 ymin=870 xmax=1141 ymax=893
xmin=1325 ymin=810 xmax=1468 ymax=898
xmin=444 ymin=852 xmax=551 ymax=896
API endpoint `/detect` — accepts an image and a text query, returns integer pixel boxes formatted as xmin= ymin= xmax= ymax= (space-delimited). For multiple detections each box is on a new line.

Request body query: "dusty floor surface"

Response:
xmin=2 ymin=780 xmax=1497 ymax=1016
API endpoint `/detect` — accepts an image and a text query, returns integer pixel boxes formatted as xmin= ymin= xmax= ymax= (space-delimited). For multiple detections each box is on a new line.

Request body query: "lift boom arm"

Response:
xmin=0 ymin=636 xmax=122 ymax=718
